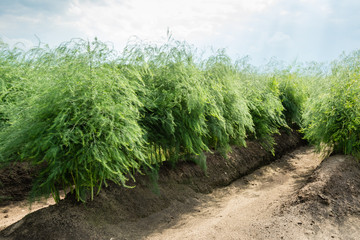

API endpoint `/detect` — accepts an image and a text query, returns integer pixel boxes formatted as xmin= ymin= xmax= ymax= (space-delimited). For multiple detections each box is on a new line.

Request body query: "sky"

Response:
xmin=0 ymin=0 xmax=359 ymax=65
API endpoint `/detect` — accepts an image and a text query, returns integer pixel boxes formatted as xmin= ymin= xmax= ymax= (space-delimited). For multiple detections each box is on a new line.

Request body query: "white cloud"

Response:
xmin=58 ymin=0 xmax=280 ymax=46
xmin=268 ymin=32 xmax=291 ymax=44
xmin=0 ymin=0 xmax=359 ymax=65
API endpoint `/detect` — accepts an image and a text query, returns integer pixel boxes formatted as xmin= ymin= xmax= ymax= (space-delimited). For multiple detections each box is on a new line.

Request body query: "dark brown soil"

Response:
xmin=0 ymin=129 xmax=305 ymax=240
xmin=292 ymin=155 xmax=360 ymax=219
xmin=272 ymin=154 xmax=360 ymax=239
xmin=0 ymin=163 xmax=36 ymax=207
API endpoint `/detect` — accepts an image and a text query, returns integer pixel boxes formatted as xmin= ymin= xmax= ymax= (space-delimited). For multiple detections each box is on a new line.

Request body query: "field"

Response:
xmin=0 ymin=38 xmax=359 ymax=239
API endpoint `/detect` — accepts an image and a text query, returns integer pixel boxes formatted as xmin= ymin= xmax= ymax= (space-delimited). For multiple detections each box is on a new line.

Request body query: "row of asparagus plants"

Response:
xmin=0 ymin=38 xmax=358 ymax=202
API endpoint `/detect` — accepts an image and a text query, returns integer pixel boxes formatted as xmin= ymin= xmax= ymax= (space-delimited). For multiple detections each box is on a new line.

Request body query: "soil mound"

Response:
xmin=0 ymin=130 xmax=303 ymax=240
xmin=267 ymin=154 xmax=360 ymax=240
xmin=293 ymin=154 xmax=360 ymax=219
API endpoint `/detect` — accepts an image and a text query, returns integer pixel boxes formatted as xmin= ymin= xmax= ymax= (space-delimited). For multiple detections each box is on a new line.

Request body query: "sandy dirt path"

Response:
xmin=0 ymin=199 xmax=56 ymax=231
xmin=143 ymin=146 xmax=322 ymax=240
xmin=0 ymin=193 xmax=65 ymax=231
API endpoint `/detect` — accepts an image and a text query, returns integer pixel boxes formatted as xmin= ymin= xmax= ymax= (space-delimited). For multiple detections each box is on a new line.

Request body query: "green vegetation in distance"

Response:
xmin=302 ymin=50 xmax=360 ymax=158
xmin=0 ymin=37 xmax=359 ymax=202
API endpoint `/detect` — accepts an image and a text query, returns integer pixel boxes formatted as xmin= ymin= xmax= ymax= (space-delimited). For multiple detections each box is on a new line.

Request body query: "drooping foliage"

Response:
xmin=203 ymin=52 xmax=254 ymax=152
xmin=1 ymin=37 xmax=357 ymax=202
xmin=235 ymin=60 xmax=287 ymax=153
xmin=0 ymin=40 xmax=149 ymax=202
xmin=302 ymin=51 xmax=360 ymax=158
